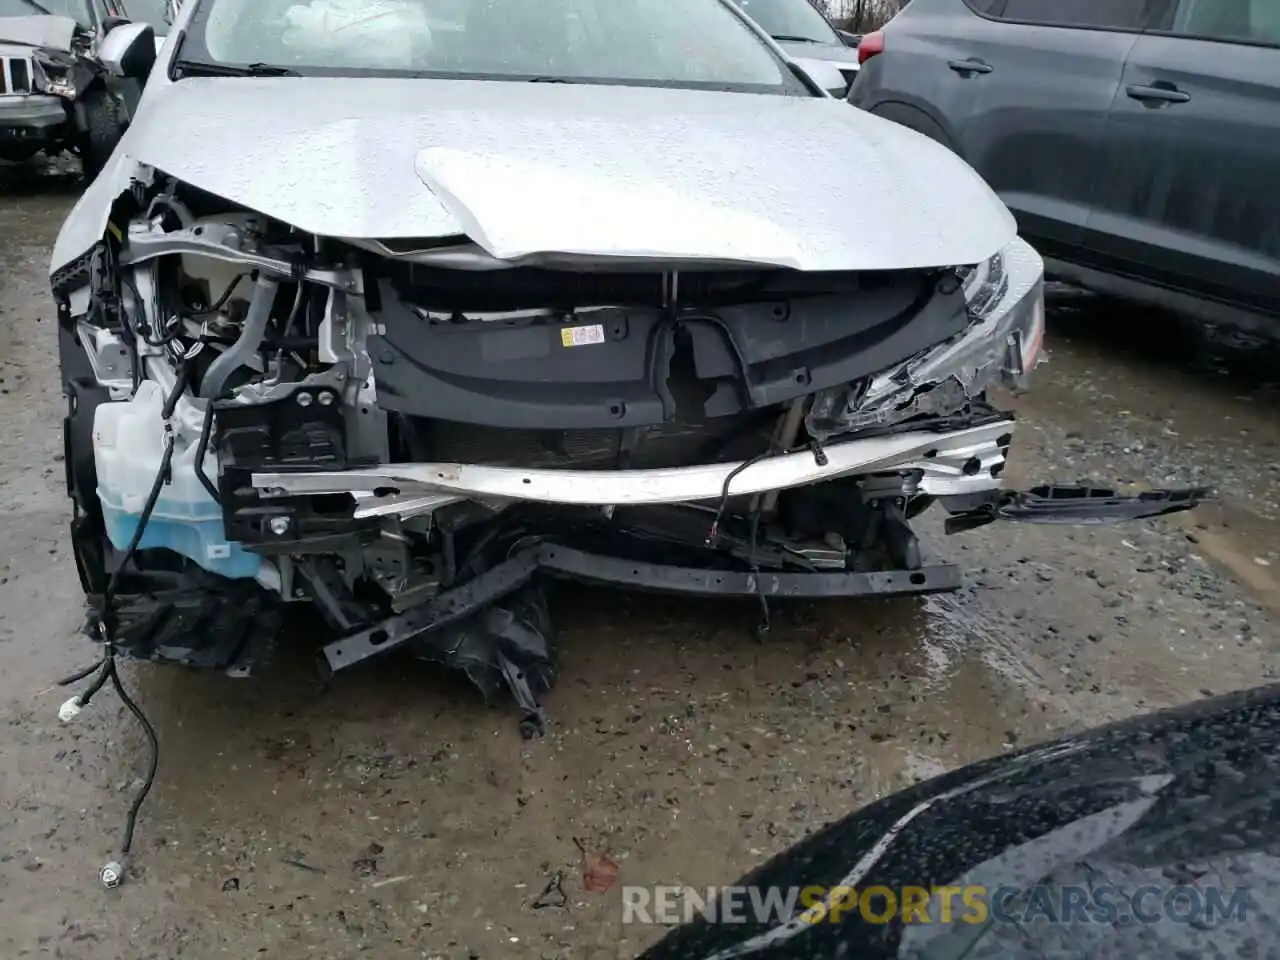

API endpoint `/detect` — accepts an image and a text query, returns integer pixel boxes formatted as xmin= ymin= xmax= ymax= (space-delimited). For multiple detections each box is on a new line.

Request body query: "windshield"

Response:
xmin=0 ymin=0 xmax=91 ymax=23
xmin=733 ymin=0 xmax=840 ymax=43
xmin=121 ymin=0 xmax=171 ymax=28
xmin=181 ymin=0 xmax=800 ymax=93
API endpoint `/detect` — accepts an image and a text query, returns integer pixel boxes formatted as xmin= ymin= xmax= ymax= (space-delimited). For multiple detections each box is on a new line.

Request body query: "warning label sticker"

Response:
xmin=560 ymin=324 xmax=606 ymax=348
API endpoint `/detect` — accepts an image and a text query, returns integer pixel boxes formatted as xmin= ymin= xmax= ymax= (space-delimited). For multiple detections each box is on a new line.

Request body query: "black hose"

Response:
xmin=705 ymin=447 xmax=781 ymax=545
xmin=73 ymin=427 xmax=173 ymax=876
xmin=160 ymin=362 xmax=192 ymax=421
xmin=103 ymin=362 xmax=188 ymax=603
xmin=75 ymin=368 xmax=186 ymax=874
xmin=76 ymin=659 xmax=113 ymax=707
xmin=746 ymin=507 xmax=770 ymax=639
xmin=194 ymin=400 xmax=220 ymax=504
xmin=104 ymin=432 xmax=175 ymax=611
xmin=197 ymin=273 xmax=246 ymax=316
xmin=58 ymin=658 xmax=106 ymax=687
xmin=110 ymin=662 xmax=159 ymax=858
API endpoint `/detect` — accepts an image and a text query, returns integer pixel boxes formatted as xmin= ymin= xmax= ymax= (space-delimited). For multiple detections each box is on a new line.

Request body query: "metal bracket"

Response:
xmin=943 ymin=484 xmax=1213 ymax=534
xmin=321 ymin=545 xmax=960 ymax=674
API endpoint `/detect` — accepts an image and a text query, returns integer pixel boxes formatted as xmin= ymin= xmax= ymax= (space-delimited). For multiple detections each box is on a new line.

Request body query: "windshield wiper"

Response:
xmin=771 ymin=34 xmax=823 ymax=43
xmin=16 ymin=0 xmax=55 ymax=15
xmin=171 ymin=59 xmax=300 ymax=78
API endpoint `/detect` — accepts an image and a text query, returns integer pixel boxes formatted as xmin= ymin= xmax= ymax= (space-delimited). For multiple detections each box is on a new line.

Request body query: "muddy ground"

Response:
xmin=0 ymin=162 xmax=1277 ymax=960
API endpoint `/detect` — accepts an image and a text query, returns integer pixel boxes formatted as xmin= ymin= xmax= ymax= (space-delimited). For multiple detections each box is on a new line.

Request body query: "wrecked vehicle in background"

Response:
xmin=0 ymin=0 xmax=145 ymax=176
xmin=51 ymin=0 xmax=1209 ymax=738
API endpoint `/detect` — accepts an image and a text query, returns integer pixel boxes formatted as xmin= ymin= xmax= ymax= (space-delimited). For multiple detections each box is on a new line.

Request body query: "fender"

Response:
xmin=866 ymin=98 xmax=963 ymax=156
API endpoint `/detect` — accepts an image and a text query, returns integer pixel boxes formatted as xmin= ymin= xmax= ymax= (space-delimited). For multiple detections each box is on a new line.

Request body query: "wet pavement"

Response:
xmin=0 ymin=161 xmax=1277 ymax=959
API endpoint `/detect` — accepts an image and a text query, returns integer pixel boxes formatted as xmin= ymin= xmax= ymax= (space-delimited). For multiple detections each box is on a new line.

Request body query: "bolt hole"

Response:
xmin=909 ymin=572 xmax=927 ymax=585
xmin=962 ymin=457 xmax=982 ymax=476
xmin=369 ymin=630 xmax=389 ymax=646
xmin=522 ymin=477 xmax=532 ymax=484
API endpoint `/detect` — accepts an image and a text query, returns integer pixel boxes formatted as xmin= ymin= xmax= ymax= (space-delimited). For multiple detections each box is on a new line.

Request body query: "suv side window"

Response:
xmin=966 ymin=0 xmax=1167 ymax=31
xmin=1161 ymin=0 xmax=1280 ymax=45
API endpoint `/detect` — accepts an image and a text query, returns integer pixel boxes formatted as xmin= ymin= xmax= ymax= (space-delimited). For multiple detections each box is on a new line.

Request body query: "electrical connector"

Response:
xmin=100 ymin=860 xmax=124 ymax=889
xmin=58 ymin=696 xmax=83 ymax=723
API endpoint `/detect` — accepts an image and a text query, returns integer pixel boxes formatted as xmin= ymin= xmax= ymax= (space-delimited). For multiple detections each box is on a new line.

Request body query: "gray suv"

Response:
xmin=851 ymin=0 xmax=1280 ymax=338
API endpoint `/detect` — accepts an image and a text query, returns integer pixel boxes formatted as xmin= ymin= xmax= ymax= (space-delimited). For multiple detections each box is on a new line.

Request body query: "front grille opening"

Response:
xmin=9 ymin=58 xmax=30 ymax=93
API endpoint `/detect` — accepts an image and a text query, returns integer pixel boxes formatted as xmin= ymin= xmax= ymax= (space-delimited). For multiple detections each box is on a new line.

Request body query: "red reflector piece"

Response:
xmin=857 ymin=30 xmax=885 ymax=64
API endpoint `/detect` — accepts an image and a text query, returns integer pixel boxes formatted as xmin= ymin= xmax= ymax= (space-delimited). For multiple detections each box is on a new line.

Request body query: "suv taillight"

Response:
xmin=857 ymin=30 xmax=885 ymax=64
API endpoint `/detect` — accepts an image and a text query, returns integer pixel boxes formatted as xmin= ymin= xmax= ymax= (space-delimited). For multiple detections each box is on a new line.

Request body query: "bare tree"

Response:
xmin=810 ymin=0 xmax=907 ymax=31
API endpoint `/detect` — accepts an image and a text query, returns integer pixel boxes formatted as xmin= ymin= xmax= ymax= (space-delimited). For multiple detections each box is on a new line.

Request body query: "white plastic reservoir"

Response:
xmin=93 ymin=381 xmax=261 ymax=580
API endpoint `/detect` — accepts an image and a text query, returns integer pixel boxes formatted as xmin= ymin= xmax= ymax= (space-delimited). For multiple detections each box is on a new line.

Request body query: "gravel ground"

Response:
xmin=0 ymin=162 xmax=1277 ymax=960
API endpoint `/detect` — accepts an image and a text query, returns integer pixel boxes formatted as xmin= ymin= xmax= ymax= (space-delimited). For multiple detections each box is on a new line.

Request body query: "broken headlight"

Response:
xmin=806 ymin=238 xmax=1046 ymax=439
xmin=31 ymin=50 xmax=78 ymax=99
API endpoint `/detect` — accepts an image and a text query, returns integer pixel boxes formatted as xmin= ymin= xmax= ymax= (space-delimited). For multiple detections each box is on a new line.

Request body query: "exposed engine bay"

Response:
xmin=52 ymin=173 xmax=1209 ymax=737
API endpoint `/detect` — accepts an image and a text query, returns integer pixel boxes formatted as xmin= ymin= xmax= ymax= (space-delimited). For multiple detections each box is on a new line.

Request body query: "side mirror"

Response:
xmin=98 ymin=21 xmax=156 ymax=80
xmin=837 ymin=29 xmax=862 ymax=47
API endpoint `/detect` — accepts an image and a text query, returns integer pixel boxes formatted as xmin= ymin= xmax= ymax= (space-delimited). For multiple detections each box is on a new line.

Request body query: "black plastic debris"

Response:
xmin=413 ymin=584 xmax=556 ymax=740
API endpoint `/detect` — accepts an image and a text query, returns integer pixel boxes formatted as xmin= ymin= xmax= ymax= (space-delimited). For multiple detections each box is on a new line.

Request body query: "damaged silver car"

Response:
xmin=51 ymin=0 xmax=1209 ymax=737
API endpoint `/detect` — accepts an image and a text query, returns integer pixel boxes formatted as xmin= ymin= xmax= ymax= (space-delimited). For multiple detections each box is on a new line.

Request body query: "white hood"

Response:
xmin=0 ymin=14 xmax=78 ymax=52
xmin=53 ymin=75 xmax=1016 ymax=274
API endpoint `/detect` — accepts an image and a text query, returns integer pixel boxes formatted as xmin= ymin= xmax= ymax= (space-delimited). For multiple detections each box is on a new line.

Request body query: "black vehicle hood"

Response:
xmin=640 ymin=683 xmax=1280 ymax=959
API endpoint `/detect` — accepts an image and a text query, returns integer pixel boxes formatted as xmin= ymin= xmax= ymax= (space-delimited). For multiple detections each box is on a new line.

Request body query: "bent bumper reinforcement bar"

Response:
xmin=256 ymin=418 xmax=1016 ymax=508
xmin=322 ymin=545 xmax=963 ymax=673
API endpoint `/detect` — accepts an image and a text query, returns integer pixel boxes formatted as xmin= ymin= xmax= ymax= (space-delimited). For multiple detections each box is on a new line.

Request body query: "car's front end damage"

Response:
xmin=50 ymin=71 xmax=1208 ymax=737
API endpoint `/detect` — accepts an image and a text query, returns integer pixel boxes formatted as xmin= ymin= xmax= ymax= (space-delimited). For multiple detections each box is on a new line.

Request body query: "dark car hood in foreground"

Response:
xmin=641 ymin=683 xmax=1280 ymax=958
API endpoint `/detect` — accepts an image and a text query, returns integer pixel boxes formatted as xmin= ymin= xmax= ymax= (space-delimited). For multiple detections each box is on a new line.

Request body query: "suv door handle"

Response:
xmin=1126 ymin=83 xmax=1191 ymax=105
xmin=948 ymin=58 xmax=993 ymax=76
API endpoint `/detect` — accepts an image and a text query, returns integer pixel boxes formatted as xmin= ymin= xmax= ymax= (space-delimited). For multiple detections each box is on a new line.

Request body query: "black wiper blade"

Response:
xmin=772 ymin=34 xmax=822 ymax=43
xmin=527 ymin=76 xmax=570 ymax=83
xmin=171 ymin=59 xmax=300 ymax=78
xmin=17 ymin=0 xmax=54 ymax=15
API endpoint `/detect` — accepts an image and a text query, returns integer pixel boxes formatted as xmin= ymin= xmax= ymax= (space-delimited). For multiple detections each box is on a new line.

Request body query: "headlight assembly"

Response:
xmin=31 ymin=51 xmax=78 ymax=100
xmin=806 ymin=238 xmax=1046 ymax=440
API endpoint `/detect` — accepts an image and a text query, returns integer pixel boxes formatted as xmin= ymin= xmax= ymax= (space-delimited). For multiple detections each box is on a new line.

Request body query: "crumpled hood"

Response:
xmin=53 ymin=76 xmax=1016 ymax=274
xmin=0 ymin=15 xmax=77 ymax=52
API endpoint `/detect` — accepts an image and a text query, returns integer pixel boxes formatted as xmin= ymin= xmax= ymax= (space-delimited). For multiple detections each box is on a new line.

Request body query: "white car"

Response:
xmin=733 ymin=0 xmax=865 ymax=96
xmin=50 ymin=0 xmax=1204 ymax=737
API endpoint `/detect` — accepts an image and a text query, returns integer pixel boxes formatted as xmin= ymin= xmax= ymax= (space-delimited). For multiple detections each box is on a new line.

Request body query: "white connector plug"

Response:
xmin=58 ymin=696 xmax=83 ymax=723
